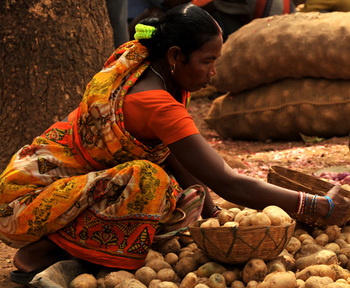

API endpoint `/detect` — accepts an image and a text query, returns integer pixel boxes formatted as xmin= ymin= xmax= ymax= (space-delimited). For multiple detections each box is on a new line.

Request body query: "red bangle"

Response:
xmin=210 ymin=206 xmax=221 ymax=218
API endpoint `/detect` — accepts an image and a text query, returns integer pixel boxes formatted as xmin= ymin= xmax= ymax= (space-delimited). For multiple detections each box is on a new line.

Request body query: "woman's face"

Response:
xmin=173 ymin=34 xmax=223 ymax=92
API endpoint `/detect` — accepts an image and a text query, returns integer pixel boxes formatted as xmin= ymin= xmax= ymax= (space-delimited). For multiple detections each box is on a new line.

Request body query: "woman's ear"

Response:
xmin=167 ymin=46 xmax=181 ymax=66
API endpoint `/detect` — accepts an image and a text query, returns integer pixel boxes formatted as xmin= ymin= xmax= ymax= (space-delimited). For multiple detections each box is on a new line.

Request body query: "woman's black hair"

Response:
xmin=138 ymin=4 xmax=222 ymax=62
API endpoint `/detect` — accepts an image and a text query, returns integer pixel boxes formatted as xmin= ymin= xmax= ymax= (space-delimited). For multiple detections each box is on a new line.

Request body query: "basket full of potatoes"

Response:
xmin=188 ymin=205 xmax=296 ymax=265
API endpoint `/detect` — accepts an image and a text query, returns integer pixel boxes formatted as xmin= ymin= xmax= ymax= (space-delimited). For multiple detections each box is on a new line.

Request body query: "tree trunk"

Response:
xmin=0 ymin=0 xmax=114 ymax=172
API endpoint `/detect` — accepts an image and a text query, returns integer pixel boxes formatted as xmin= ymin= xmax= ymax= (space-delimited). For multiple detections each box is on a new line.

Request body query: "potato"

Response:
xmin=295 ymin=243 xmax=323 ymax=260
xmin=179 ymin=250 xmax=194 ymax=260
xmin=337 ymin=254 xmax=348 ymax=268
xmin=325 ymin=225 xmax=341 ymax=242
xmin=70 ymin=273 xmax=97 ymax=288
xmin=295 ymin=264 xmax=337 ymax=281
xmin=218 ymin=209 xmax=236 ymax=225
xmin=175 ymin=256 xmax=199 ymax=278
xmin=200 ymin=218 xmax=220 ymax=228
xmin=335 ymin=239 xmax=350 ymax=249
xmin=160 ymin=238 xmax=181 ymax=255
xmin=299 ymin=233 xmax=315 ymax=243
xmin=157 ymin=268 xmax=176 ymax=282
xmin=335 ymin=279 xmax=348 ymax=284
xmin=294 ymin=249 xmax=338 ymax=271
xmin=251 ymin=212 xmax=271 ymax=227
xmin=197 ymin=262 xmax=227 ymax=278
xmin=179 ymin=272 xmax=197 ymax=288
xmin=115 ymin=279 xmax=147 ymax=288
xmin=194 ymin=285 xmax=210 ymax=288
xmin=279 ymin=250 xmax=296 ymax=271
xmin=340 ymin=233 xmax=350 ymax=244
xmin=266 ymin=260 xmax=286 ymax=273
xmin=135 ymin=266 xmax=156 ymax=286
xmin=262 ymin=205 xmax=291 ymax=226
xmin=230 ymin=280 xmax=245 ymax=288
xmin=222 ymin=221 xmax=239 ymax=228
xmin=285 ymin=237 xmax=302 ymax=254
xmin=187 ymin=243 xmax=200 ymax=252
xmin=333 ymin=264 xmax=350 ymax=280
xmin=296 ymin=279 xmax=305 ymax=288
xmin=165 ymin=252 xmax=179 ymax=266
xmin=246 ymin=280 xmax=259 ymax=288
xmin=312 ymin=229 xmax=324 ymax=238
xmin=304 ymin=276 xmax=333 ymax=288
xmin=315 ymin=233 xmax=329 ymax=246
xmin=325 ymin=283 xmax=350 ymax=288
xmin=228 ymin=207 xmax=242 ymax=217
xmin=294 ymin=228 xmax=310 ymax=238
xmin=149 ymin=279 xmax=162 ymax=288
xmin=257 ymin=271 xmax=297 ymax=288
xmin=208 ymin=273 xmax=226 ymax=288
xmin=197 ymin=276 xmax=210 ymax=286
xmin=237 ymin=215 xmax=254 ymax=226
xmin=104 ymin=271 xmax=135 ymax=288
xmin=242 ymin=258 xmax=267 ymax=284
xmin=302 ymin=239 xmax=316 ymax=246
xmin=234 ymin=209 xmax=257 ymax=223
xmin=325 ymin=243 xmax=341 ymax=255
xmin=156 ymin=281 xmax=178 ymax=288
xmin=145 ymin=249 xmax=164 ymax=264
xmin=145 ymin=259 xmax=172 ymax=272
xmin=179 ymin=247 xmax=192 ymax=253
xmin=222 ymin=271 xmax=238 ymax=286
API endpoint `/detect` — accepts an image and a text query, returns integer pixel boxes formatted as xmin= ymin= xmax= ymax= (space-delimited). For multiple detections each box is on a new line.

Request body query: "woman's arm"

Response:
xmin=168 ymin=134 xmax=349 ymax=224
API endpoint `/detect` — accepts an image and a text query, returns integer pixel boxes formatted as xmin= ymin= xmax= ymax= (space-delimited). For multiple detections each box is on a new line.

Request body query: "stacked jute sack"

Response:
xmin=206 ymin=12 xmax=350 ymax=141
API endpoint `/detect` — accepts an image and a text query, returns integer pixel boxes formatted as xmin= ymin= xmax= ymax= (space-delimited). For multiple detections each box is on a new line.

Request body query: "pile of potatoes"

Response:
xmin=200 ymin=205 xmax=292 ymax=228
xmin=69 ymin=206 xmax=350 ymax=288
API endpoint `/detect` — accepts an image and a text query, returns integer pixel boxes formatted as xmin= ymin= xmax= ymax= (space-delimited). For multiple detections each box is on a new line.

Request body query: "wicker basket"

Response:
xmin=267 ymin=165 xmax=350 ymax=227
xmin=188 ymin=220 xmax=295 ymax=265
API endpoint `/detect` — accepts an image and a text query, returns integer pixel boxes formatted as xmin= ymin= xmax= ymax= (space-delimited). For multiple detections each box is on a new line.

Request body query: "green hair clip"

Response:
xmin=134 ymin=23 xmax=156 ymax=40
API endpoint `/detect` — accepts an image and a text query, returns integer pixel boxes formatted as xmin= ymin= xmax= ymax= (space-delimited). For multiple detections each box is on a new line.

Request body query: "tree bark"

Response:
xmin=0 ymin=0 xmax=114 ymax=172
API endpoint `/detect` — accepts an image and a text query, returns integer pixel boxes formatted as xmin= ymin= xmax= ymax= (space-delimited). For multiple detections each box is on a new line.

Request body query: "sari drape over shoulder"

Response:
xmin=0 ymin=41 xmax=204 ymax=269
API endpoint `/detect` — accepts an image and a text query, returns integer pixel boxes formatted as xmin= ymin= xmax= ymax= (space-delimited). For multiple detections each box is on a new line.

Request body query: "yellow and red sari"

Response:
xmin=0 ymin=41 xmax=204 ymax=269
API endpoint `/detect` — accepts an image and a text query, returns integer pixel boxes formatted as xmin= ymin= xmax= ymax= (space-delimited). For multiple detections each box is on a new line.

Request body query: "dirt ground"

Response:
xmin=0 ymin=95 xmax=349 ymax=287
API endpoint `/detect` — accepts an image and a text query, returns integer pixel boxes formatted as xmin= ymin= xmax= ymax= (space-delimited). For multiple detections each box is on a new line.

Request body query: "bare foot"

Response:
xmin=13 ymin=237 xmax=71 ymax=272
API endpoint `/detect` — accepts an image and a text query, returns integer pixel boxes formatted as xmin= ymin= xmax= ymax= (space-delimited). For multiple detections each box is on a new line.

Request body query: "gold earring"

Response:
xmin=171 ymin=64 xmax=175 ymax=74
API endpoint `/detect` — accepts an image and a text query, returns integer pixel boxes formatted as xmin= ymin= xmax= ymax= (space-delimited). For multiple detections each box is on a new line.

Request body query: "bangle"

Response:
xmin=305 ymin=193 xmax=309 ymax=212
xmin=309 ymin=195 xmax=318 ymax=214
xmin=297 ymin=191 xmax=303 ymax=214
xmin=313 ymin=195 xmax=318 ymax=214
xmin=297 ymin=191 xmax=306 ymax=214
xmin=323 ymin=196 xmax=334 ymax=219
xmin=210 ymin=205 xmax=221 ymax=218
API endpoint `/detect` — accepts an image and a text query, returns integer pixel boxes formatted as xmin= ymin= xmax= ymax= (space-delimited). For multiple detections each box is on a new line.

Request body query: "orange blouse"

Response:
xmin=123 ymin=90 xmax=199 ymax=146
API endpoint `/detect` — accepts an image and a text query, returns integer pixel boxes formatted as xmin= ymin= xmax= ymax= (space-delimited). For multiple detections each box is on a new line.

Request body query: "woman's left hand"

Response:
xmin=322 ymin=185 xmax=350 ymax=226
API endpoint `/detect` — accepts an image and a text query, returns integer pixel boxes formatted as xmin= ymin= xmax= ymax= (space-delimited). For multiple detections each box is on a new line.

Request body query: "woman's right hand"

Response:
xmin=322 ymin=185 xmax=350 ymax=226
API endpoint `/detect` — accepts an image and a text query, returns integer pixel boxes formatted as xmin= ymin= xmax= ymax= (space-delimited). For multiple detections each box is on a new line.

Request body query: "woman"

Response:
xmin=0 ymin=3 xmax=348 ymax=285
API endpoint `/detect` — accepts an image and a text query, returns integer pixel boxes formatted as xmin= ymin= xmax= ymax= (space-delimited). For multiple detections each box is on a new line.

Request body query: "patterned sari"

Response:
xmin=0 ymin=41 xmax=204 ymax=269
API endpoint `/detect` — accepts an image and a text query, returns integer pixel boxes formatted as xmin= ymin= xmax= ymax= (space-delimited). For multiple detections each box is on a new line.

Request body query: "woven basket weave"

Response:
xmin=188 ymin=220 xmax=295 ymax=264
xmin=267 ymin=166 xmax=350 ymax=227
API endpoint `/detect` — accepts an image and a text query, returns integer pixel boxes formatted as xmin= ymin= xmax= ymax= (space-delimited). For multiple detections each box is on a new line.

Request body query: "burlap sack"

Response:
xmin=212 ymin=12 xmax=350 ymax=94
xmin=205 ymin=78 xmax=350 ymax=141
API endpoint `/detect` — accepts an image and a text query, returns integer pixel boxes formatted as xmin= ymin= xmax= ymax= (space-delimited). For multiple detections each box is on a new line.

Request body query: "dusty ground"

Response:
xmin=0 ymin=94 xmax=349 ymax=287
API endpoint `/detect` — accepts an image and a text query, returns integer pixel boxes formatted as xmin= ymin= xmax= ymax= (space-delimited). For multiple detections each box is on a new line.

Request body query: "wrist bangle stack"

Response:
xmin=296 ymin=192 xmax=334 ymax=219
xmin=323 ymin=195 xmax=334 ymax=219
